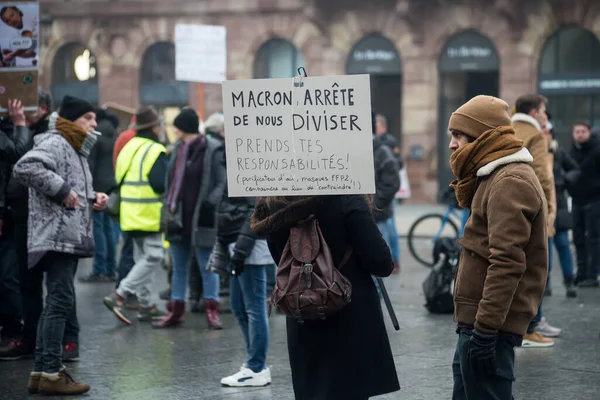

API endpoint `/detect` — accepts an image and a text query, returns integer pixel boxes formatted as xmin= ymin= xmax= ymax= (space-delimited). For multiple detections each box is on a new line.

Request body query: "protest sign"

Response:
xmin=222 ymin=74 xmax=375 ymax=197
xmin=175 ymin=24 xmax=226 ymax=84
xmin=0 ymin=0 xmax=38 ymax=114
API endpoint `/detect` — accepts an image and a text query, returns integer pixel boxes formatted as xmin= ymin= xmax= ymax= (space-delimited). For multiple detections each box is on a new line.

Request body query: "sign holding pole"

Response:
xmin=175 ymin=23 xmax=226 ymax=119
xmin=222 ymin=74 xmax=375 ymax=197
xmin=0 ymin=0 xmax=39 ymax=115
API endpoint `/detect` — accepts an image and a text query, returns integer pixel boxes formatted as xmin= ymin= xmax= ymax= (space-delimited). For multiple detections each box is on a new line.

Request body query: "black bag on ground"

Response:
xmin=423 ymin=237 xmax=460 ymax=314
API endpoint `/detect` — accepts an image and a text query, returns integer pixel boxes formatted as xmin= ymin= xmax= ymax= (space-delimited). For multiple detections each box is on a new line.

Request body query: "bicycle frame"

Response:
xmin=432 ymin=205 xmax=462 ymax=242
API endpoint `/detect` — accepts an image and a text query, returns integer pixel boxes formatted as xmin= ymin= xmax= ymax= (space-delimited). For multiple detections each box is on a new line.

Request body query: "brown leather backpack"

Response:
xmin=271 ymin=215 xmax=353 ymax=322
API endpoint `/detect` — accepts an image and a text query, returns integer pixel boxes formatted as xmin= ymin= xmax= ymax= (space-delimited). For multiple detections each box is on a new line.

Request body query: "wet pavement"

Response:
xmin=1 ymin=237 xmax=600 ymax=400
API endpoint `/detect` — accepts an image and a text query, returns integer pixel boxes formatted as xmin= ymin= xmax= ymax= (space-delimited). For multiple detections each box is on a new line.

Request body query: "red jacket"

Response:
xmin=112 ymin=129 xmax=136 ymax=170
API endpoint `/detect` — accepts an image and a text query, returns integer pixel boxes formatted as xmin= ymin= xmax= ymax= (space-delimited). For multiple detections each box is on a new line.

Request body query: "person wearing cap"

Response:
xmin=511 ymin=94 xmax=561 ymax=346
xmin=13 ymin=95 xmax=108 ymax=396
xmin=103 ymin=106 xmax=168 ymax=325
xmin=152 ymin=108 xmax=226 ymax=329
xmin=448 ymin=95 xmax=548 ymax=399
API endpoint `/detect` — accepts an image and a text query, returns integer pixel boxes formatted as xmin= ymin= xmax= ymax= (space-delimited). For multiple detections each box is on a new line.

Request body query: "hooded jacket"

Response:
xmin=13 ymin=131 xmax=96 ymax=268
xmin=455 ymin=148 xmax=548 ymax=336
xmin=89 ymin=113 xmax=117 ymax=194
xmin=569 ymin=134 xmax=600 ymax=206
xmin=372 ymin=136 xmax=400 ymax=222
xmin=511 ymin=113 xmax=556 ymax=237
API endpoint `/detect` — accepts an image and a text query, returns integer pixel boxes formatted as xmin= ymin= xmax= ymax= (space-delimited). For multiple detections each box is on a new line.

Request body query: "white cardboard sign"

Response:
xmin=175 ymin=24 xmax=226 ymax=83
xmin=222 ymin=74 xmax=375 ymax=197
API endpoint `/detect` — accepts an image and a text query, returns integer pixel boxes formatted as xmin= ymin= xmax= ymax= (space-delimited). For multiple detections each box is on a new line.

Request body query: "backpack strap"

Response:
xmin=290 ymin=215 xmax=320 ymax=263
xmin=338 ymin=247 xmax=353 ymax=270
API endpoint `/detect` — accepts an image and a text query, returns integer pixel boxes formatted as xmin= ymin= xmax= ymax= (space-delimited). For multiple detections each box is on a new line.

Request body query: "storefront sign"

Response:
xmin=346 ymin=34 xmax=402 ymax=75
xmin=222 ymin=74 xmax=375 ymax=197
xmin=538 ymin=74 xmax=600 ymax=94
xmin=439 ymin=30 xmax=499 ymax=72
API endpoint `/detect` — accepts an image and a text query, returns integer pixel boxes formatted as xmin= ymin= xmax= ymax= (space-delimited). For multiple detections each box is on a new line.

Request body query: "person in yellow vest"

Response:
xmin=103 ymin=106 xmax=168 ymax=325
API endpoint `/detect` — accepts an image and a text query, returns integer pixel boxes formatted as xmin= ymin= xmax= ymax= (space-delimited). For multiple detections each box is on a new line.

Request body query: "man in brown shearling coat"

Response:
xmin=511 ymin=94 xmax=562 ymax=344
xmin=448 ymin=95 xmax=548 ymax=400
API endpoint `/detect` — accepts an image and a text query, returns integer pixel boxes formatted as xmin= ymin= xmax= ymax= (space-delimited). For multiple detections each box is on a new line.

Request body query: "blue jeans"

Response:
xmin=33 ymin=252 xmax=79 ymax=374
xmin=170 ymin=240 xmax=219 ymax=302
xmin=376 ymin=217 xmax=399 ymax=261
xmin=230 ymin=264 xmax=270 ymax=373
xmin=116 ymin=231 xmax=135 ymax=288
xmin=552 ymin=230 xmax=575 ymax=280
xmin=452 ymin=331 xmax=516 ymax=400
xmin=459 ymin=209 xmax=470 ymax=238
xmin=266 ymin=264 xmax=276 ymax=295
xmin=92 ymin=211 xmax=117 ymax=276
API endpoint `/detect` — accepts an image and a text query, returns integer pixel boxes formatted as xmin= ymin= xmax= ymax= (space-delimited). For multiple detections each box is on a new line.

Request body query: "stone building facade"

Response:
xmin=38 ymin=0 xmax=600 ymax=203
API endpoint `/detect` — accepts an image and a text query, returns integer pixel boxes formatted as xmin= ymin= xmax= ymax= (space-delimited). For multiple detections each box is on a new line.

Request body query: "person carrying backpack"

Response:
xmin=251 ymin=195 xmax=400 ymax=400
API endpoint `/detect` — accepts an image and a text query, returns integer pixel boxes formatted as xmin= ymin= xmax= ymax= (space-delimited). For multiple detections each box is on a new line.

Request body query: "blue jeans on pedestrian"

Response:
xmin=452 ymin=331 xmax=516 ymax=400
xmin=230 ymin=264 xmax=270 ymax=373
xmin=387 ymin=211 xmax=400 ymax=262
xmin=33 ymin=252 xmax=79 ymax=374
xmin=551 ymin=230 xmax=575 ymax=281
xmin=266 ymin=264 xmax=276 ymax=296
xmin=116 ymin=231 xmax=135 ymax=288
xmin=170 ymin=240 xmax=219 ymax=302
xmin=92 ymin=211 xmax=117 ymax=276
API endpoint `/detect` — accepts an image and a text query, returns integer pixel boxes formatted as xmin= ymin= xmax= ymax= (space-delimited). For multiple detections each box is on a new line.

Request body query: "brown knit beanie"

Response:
xmin=448 ymin=95 xmax=512 ymax=139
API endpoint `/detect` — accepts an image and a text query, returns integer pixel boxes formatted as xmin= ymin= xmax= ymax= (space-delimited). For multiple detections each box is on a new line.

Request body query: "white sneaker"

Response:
xmin=220 ymin=366 xmax=271 ymax=387
xmin=534 ymin=317 xmax=562 ymax=338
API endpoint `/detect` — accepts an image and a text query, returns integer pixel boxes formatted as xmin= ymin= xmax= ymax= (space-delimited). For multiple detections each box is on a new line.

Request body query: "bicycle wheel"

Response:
xmin=407 ymin=213 xmax=459 ymax=267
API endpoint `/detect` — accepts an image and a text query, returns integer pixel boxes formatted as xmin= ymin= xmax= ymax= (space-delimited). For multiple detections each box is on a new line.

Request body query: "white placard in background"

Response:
xmin=175 ymin=24 xmax=226 ymax=83
xmin=222 ymin=74 xmax=375 ymax=197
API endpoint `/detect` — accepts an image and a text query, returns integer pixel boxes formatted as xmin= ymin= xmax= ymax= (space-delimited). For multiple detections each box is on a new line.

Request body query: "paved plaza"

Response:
xmin=1 ymin=206 xmax=599 ymax=399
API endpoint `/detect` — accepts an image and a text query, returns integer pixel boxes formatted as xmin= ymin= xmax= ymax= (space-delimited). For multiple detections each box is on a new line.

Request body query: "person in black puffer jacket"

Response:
xmin=569 ymin=123 xmax=600 ymax=288
xmin=545 ymin=123 xmax=578 ymax=297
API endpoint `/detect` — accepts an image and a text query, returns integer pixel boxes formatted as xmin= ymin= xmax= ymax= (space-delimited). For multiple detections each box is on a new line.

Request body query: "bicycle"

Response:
xmin=407 ymin=188 xmax=465 ymax=267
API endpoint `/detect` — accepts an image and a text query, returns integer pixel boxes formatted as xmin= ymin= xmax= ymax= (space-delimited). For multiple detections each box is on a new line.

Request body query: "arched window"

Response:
xmin=538 ymin=26 xmax=600 ymax=145
xmin=51 ymin=43 xmax=99 ymax=105
xmin=139 ymin=42 xmax=188 ymax=107
xmin=253 ymin=39 xmax=304 ymax=79
xmin=437 ymin=30 xmax=499 ymax=192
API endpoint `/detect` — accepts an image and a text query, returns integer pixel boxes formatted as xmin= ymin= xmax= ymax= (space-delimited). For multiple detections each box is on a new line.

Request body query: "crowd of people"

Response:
xmin=0 ymin=86 xmax=597 ymax=398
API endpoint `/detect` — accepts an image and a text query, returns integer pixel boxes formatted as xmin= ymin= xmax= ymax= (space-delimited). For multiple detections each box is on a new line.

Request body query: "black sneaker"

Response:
xmin=124 ymin=294 xmax=140 ymax=310
xmin=62 ymin=342 xmax=79 ymax=362
xmin=159 ymin=288 xmax=171 ymax=301
xmin=0 ymin=338 xmax=34 ymax=361
xmin=137 ymin=306 xmax=166 ymax=322
xmin=578 ymin=278 xmax=599 ymax=288
xmin=78 ymin=273 xmax=106 ymax=283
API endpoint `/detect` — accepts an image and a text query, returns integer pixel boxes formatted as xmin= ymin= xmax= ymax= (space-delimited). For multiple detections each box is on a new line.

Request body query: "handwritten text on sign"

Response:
xmin=222 ymin=75 xmax=375 ymax=197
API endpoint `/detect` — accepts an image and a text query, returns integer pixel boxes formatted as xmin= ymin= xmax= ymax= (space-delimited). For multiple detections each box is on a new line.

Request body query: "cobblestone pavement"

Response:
xmin=1 ymin=236 xmax=599 ymax=399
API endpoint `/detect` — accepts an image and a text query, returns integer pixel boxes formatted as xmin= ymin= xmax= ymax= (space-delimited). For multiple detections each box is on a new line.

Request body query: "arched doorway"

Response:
xmin=346 ymin=34 xmax=402 ymax=142
xmin=51 ymin=43 xmax=99 ymax=105
xmin=538 ymin=26 xmax=600 ymax=146
xmin=139 ymin=42 xmax=188 ymax=142
xmin=437 ymin=30 xmax=500 ymax=194
xmin=253 ymin=39 xmax=304 ymax=79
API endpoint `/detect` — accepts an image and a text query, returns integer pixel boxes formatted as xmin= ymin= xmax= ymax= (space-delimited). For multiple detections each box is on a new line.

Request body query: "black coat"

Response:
xmin=372 ymin=137 xmax=400 ymax=222
xmin=251 ymin=195 xmax=400 ymax=400
xmin=217 ymin=190 xmax=258 ymax=262
xmin=89 ymin=118 xmax=117 ymax=194
xmin=551 ymin=143 xmax=579 ymax=231
xmin=569 ymin=134 xmax=600 ymax=206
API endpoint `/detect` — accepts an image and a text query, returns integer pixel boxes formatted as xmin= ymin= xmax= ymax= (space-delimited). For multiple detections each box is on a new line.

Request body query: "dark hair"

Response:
xmin=515 ymin=94 xmax=547 ymax=115
xmin=0 ymin=6 xmax=22 ymax=19
xmin=573 ymin=122 xmax=591 ymax=131
xmin=38 ymin=89 xmax=52 ymax=111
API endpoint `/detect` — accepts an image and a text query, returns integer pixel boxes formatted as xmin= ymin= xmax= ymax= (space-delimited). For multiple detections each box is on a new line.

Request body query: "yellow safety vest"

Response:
xmin=115 ymin=137 xmax=166 ymax=232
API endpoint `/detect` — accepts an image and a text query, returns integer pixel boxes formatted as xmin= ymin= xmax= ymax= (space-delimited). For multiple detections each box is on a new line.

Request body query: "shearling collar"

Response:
xmin=477 ymin=148 xmax=533 ymax=177
xmin=511 ymin=113 xmax=542 ymax=132
xmin=251 ymin=196 xmax=329 ymax=235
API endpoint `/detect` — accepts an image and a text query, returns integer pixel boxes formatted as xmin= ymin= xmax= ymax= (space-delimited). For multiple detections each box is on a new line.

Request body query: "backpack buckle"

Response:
xmin=302 ymin=263 xmax=313 ymax=289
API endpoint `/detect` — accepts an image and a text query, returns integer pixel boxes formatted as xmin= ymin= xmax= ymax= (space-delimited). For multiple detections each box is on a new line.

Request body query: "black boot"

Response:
xmin=564 ymin=277 xmax=577 ymax=298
